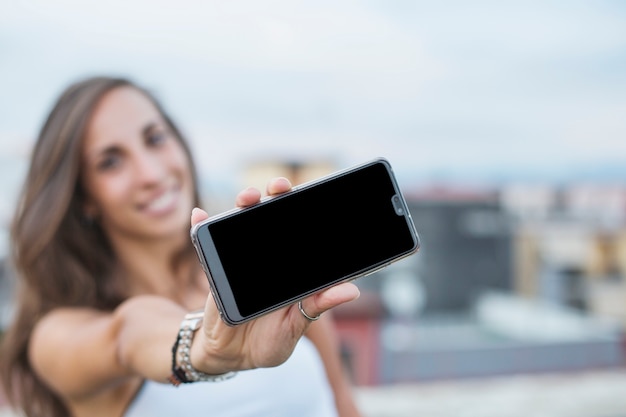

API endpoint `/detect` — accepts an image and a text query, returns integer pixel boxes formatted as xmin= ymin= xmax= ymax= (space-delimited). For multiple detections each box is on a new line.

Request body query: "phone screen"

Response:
xmin=193 ymin=158 xmax=419 ymax=324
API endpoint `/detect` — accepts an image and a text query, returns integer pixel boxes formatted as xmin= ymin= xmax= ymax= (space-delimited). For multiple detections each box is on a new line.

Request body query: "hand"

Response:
xmin=190 ymin=177 xmax=360 ymax=373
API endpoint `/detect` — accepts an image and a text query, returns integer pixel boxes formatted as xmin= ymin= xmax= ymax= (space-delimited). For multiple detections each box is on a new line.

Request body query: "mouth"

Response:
xmin=140 ymin=187 xmax=180 ymax=216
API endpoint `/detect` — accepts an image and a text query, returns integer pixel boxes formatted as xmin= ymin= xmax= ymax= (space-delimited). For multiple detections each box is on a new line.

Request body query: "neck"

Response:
xmin=109 ymin=232 xmax=209 ymax=309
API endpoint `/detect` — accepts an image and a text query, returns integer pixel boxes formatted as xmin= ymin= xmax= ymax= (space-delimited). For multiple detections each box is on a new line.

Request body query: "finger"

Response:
xmin=266 ymin=177 xmax=292 ymax=196
xmin=235 ymin=187 xmax=262 ymax=208
xmin=297 ymin=282 xmax=360 ymax=320
xmin=191 ymin=207 xmax=209 ymax=226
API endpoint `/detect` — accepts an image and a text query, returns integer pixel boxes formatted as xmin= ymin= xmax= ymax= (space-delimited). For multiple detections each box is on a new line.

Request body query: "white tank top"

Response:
xmin=124 ymin=337 xmax=338 ymax=417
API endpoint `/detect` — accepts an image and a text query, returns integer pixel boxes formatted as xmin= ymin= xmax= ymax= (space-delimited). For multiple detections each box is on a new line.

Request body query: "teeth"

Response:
xmin=145 ymin=190 xmax=176 ymax=212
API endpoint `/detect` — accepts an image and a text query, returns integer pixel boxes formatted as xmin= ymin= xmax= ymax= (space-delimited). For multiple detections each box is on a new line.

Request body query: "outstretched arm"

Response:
xmin=29 ymin=177 xmax=361 ymax=404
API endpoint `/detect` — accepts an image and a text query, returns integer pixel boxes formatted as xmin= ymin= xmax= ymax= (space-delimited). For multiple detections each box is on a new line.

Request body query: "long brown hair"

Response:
xmin=0 ymin=76 xmax=202 ymax=417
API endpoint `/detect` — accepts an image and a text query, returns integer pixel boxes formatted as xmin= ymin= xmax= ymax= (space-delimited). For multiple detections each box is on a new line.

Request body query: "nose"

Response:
xmin=133 ymin=151 xmax=166 ymax=186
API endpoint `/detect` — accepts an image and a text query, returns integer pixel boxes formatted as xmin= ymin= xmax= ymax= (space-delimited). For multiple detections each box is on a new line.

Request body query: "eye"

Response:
xmin=145 ymin=127 xmax=169 ymax=147
xmin=97 ymin=153 xmax=121 ymax=171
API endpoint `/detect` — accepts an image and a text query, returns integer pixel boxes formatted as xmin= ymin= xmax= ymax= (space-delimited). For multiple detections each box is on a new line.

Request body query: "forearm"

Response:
xmin=28 ymin=296 xmax=188 ymax=399
xmin=114 ymin=295 xmax=187 ymax=383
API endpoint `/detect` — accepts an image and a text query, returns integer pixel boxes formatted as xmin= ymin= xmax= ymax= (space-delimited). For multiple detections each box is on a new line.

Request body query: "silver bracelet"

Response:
xmin=169 ymin=310 xmax=237 ymax=385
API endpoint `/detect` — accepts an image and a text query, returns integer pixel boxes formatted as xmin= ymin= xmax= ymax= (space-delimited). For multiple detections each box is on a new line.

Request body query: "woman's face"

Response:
xmin=81 ymin=86 xmax=195 ymax=244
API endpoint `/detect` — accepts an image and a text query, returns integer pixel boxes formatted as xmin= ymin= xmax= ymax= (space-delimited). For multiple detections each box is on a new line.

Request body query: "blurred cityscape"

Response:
xmin=3 ymin=156 xmax=626 ymax=416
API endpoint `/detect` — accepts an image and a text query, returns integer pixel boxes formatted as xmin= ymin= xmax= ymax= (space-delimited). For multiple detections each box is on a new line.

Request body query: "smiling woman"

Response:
xmin=80 ymin=87 xmax=195 ymax=243
xmin=0 ymin=76 xmax=362 ymax=417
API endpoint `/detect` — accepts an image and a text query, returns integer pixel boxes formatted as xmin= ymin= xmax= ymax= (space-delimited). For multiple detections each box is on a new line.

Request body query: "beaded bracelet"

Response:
xmin=167 ymin=310 xmax=238 ymax=386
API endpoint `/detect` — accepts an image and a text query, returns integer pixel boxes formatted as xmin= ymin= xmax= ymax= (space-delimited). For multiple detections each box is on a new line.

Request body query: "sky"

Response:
xmin=1 ymin=0 xmax=626 ymax=208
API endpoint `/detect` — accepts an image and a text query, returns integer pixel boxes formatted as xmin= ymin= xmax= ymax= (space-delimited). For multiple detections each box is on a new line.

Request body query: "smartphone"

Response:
xmin=191 ymin=157 xmax=420 ymax=325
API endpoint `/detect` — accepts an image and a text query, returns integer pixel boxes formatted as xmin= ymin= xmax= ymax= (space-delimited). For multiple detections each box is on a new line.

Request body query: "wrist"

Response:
xmin=189 ymin=318 xmax=238 ymax=376
xmin=167 ymin=311 xmax=237 ymax=386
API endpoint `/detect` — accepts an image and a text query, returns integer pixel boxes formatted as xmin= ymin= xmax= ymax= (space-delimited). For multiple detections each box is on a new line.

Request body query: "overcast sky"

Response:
xmin=1 ymin=0 xmax=626 ymax=197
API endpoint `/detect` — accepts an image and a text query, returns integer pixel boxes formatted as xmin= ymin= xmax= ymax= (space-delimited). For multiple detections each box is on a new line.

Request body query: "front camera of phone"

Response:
xmin=391 ymin=195 xmax=404 ymax=216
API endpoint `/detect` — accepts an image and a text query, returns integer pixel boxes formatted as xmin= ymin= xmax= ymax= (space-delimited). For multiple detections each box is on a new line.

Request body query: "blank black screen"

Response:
xmin=205 ymin=162 xmax=416 ymax=317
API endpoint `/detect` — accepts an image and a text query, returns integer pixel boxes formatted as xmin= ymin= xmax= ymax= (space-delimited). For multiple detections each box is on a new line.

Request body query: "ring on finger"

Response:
xmin=298 ymin=301 xmax=321 ymax=321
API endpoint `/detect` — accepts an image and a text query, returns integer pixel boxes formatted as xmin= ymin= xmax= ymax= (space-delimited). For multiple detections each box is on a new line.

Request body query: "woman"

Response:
xmin=0 ymin=76 xmax=362 ymax=417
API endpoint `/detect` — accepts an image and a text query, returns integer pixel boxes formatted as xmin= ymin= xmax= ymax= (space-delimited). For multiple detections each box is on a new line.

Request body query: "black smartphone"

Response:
xmin=190 ymin=157 xmax=420 ymax=325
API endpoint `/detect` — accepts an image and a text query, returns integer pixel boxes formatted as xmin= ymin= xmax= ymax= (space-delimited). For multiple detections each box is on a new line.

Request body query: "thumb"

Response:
xmin=191 ymin=207 xmax=209 ymax=227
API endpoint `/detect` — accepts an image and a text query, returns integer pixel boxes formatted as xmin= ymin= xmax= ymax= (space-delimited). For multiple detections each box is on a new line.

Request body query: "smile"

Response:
xmin=142 ymin=188 xmax=179 ymax=215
